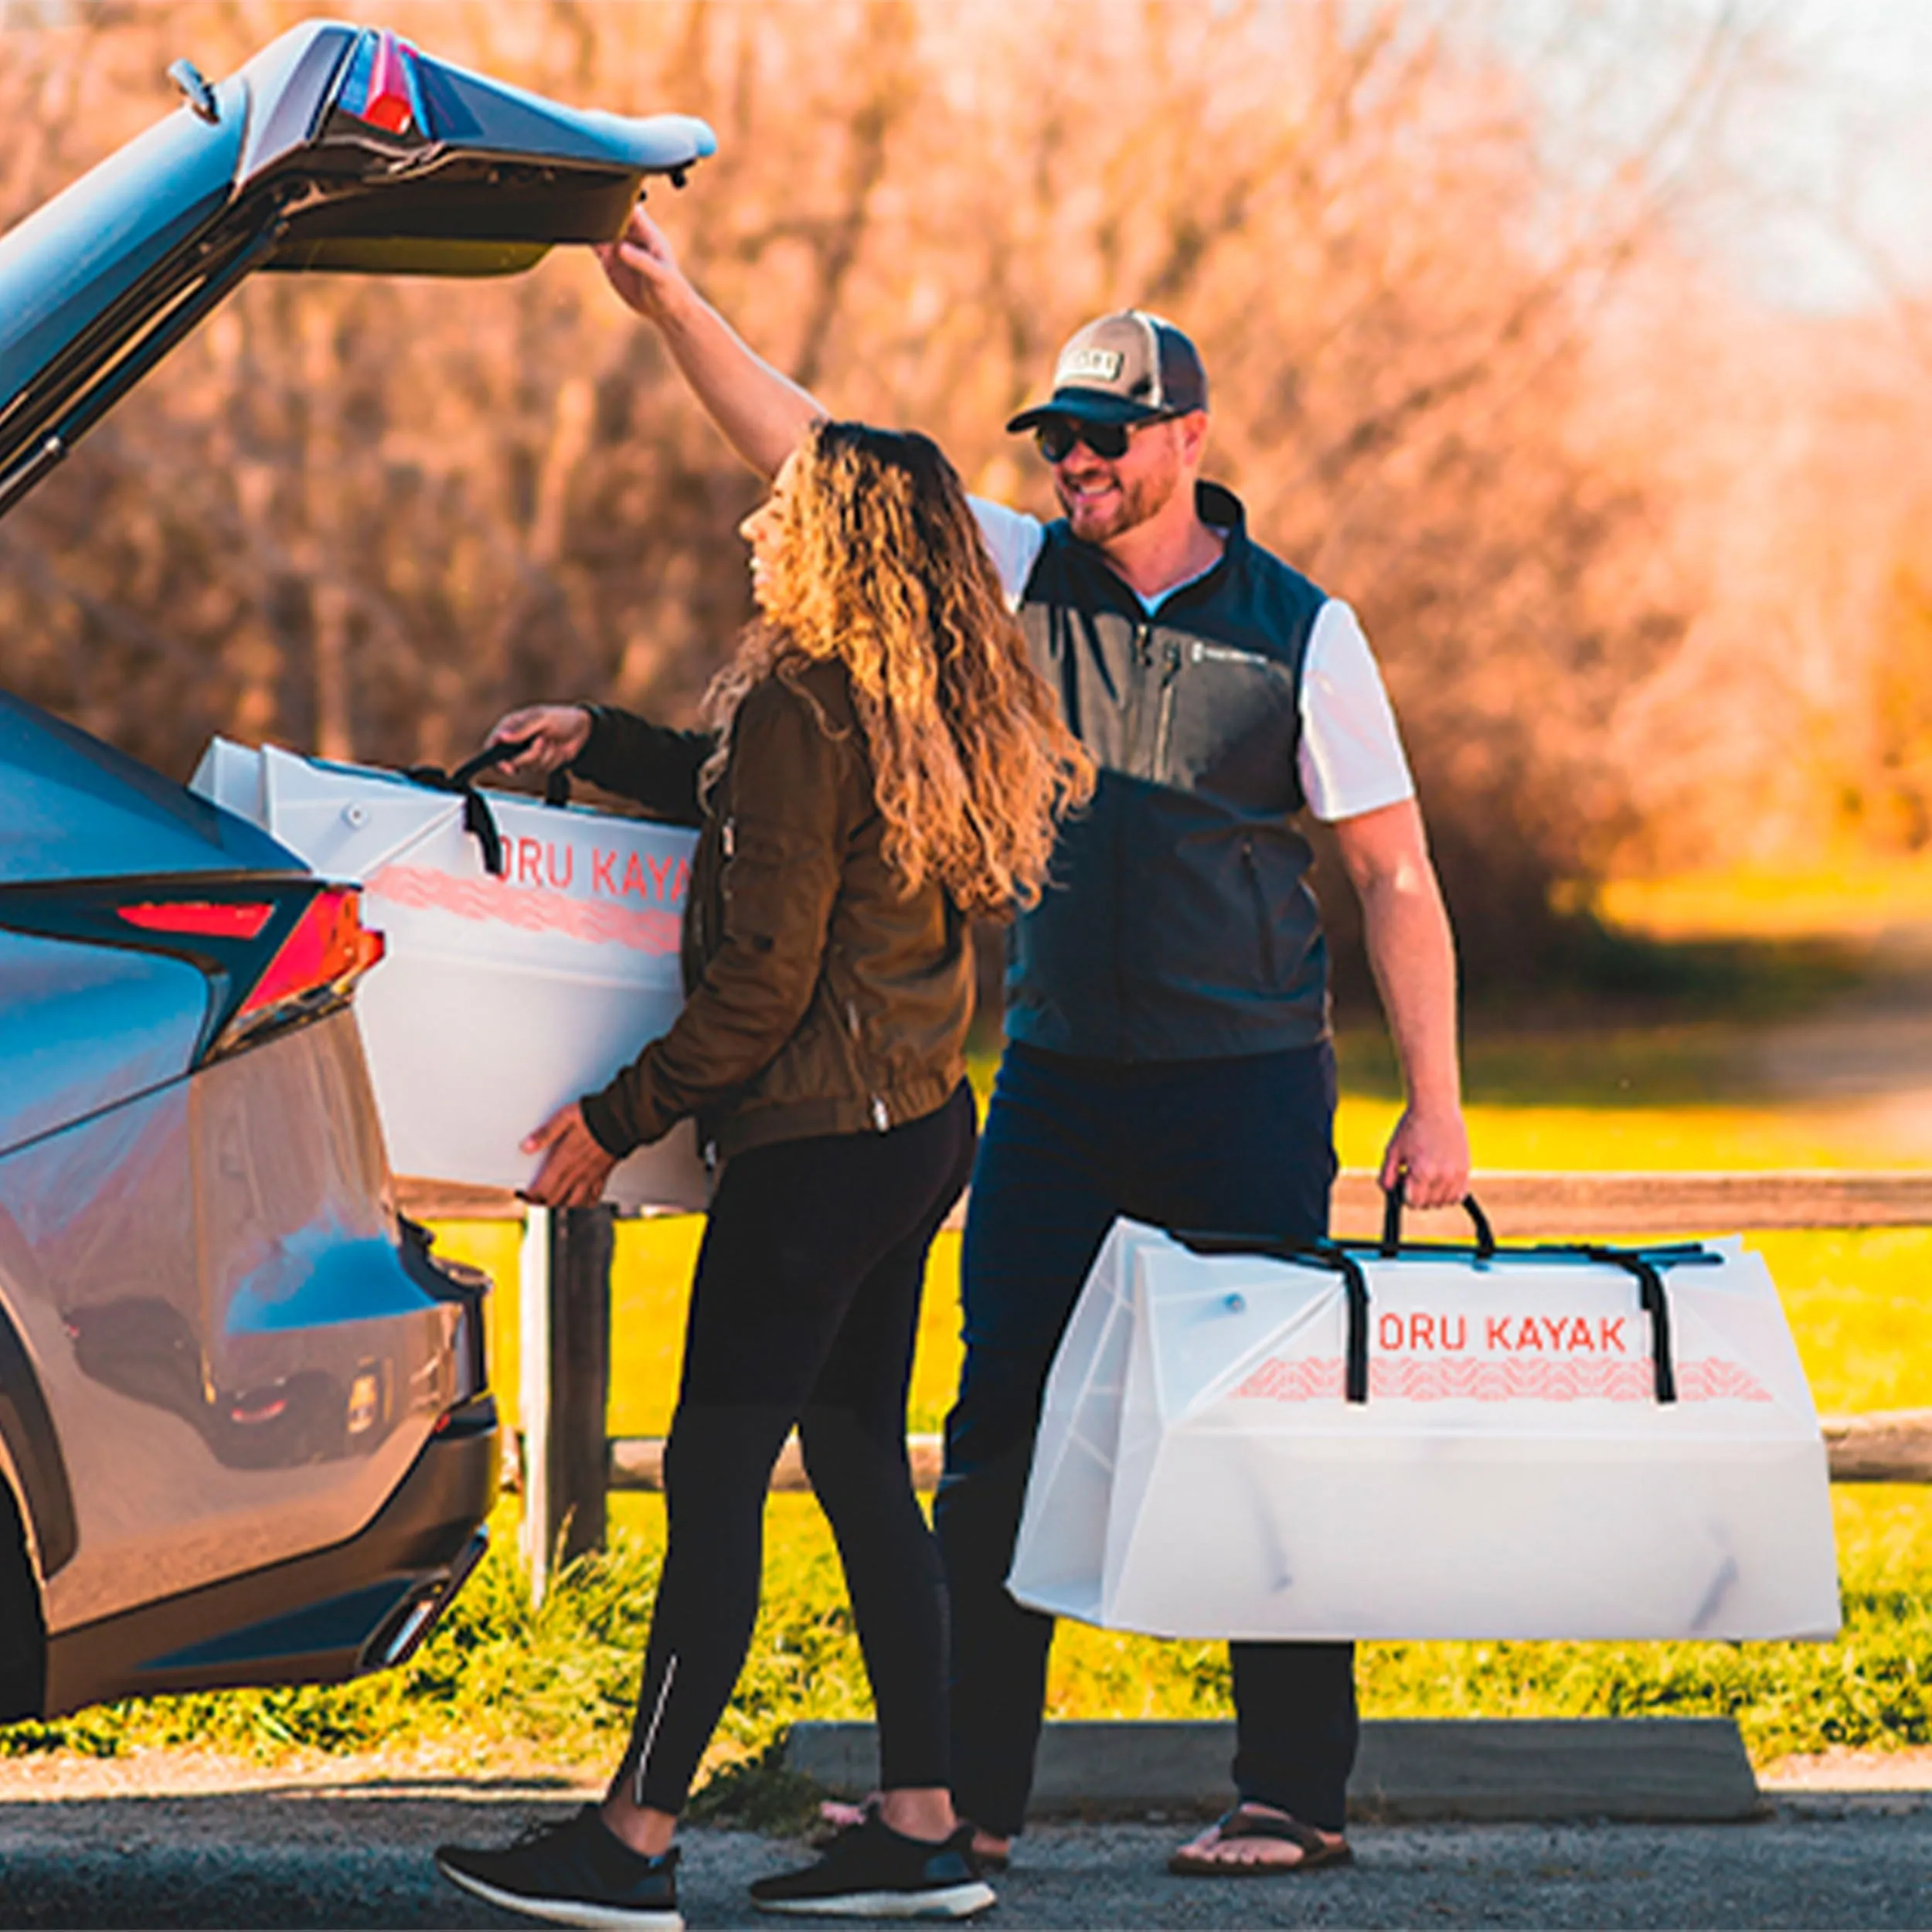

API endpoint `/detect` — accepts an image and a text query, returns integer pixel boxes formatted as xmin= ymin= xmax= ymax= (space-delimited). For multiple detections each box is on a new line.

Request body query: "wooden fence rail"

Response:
xmin=1329 ymin=1170 xmax=1932 ymax=1238
xmin=497 ymin=1413 xmax=1931 ymax=1495
xmin=400 ymin=1169 xmax=1932 ymax=1240
xmin=398 ymin=1168 xmax=1932 ymax=1591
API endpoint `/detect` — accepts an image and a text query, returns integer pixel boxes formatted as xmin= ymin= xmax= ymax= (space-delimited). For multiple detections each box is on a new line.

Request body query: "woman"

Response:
xmin=437 ymin=421 xmax=1091 ymax=1929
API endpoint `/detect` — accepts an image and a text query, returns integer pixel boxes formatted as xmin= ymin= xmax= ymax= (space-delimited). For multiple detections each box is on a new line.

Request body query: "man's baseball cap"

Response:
xmin=1006 ymin=311 xmax=1209 ymax=432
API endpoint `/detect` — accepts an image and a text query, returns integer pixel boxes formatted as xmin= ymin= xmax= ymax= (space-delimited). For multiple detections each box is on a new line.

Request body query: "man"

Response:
xmin=596 ymin=208 xmax=1470 ymax=1875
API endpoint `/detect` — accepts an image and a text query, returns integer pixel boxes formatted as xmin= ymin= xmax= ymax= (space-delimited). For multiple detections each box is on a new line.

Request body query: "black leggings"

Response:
xmin=618 ymin=1083 xmax=976 ymax=1815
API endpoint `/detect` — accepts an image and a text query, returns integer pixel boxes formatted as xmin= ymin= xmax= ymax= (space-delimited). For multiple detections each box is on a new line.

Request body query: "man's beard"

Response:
xmin=1060 ymin=462 xmax=1177 ymax=543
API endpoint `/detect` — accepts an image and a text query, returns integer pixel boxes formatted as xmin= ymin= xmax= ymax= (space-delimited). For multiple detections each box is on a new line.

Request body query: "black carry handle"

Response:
xmin=1374 ymin=1186 xmax=1673 ymax=1402
xmin=445 ymin=736 xmax=531 ymax=789
xmin=1379 ymin=1186 xmax=1495 ymax=1260
xmin=460 ymin=738 xmax=573 ymax=809
xmin=406 ymin=735 xmax=572 ymax=876
xmin=1175 ymin=1231 xmax=1372 ymax=1405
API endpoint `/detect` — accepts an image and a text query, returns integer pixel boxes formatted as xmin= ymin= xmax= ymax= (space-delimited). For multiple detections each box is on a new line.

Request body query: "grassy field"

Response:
xmin=7 ymin=883 xmax=1930 ymax=1786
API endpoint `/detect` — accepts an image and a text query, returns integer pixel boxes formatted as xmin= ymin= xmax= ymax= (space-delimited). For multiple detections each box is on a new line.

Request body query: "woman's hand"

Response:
xmin=485 ymin=704 xmax=593 ymax=777
xmin=520 ymin=1103 xmax=619 ymax=1208
xmin=594 ymin=206 xmax=689 ymax=324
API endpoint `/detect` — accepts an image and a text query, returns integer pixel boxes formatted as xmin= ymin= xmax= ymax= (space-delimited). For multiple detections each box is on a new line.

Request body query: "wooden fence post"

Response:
xmin=517 ymin=1205 xmax=553 ymax=1599
xmin=517 ymin=1202 xmax=614 ymax=1600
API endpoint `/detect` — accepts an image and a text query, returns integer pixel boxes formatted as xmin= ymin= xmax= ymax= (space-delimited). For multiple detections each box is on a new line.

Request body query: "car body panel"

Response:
xmin=0 ymin=1295 xmax=77 ymax=1586
xmin=41 ymin=1399 xmax=495 ymax=1714
xmin=0 ymin=1009 xmax=471 ymax=1633
xmin=0 ymin=931 xmax=206 ymax=1157
xmin=0 ymin=691 xmax=302 ymax=886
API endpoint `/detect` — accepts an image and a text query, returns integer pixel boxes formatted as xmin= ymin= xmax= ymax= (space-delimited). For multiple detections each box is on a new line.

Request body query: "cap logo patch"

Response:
xmin=1058 ymin=346 xmax=1124 ymax=384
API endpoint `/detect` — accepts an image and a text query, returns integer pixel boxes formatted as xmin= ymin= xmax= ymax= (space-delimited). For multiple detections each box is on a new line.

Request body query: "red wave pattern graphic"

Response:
xmin=1672 ymin=1359 xmax=1776 ymax=1403
xmin=1232 ymin=1357 xmax=1347 ymax=1403
xmin=1230 ymin=1355 xmax=1773 ymax=1405
xmin=367 ymin=864 xmax=682 ymax=955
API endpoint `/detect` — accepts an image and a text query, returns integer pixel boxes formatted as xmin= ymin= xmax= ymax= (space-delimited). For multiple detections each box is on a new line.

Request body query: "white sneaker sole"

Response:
xmin=435 ymin=1856 xmax=684 ymax=1930
xmin=753 ymin=1879 xmax=996 ymax=1920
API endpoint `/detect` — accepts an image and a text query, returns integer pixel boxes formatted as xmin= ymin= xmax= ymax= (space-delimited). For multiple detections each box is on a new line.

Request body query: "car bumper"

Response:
xmin=42 ymin=1393 xmax=498 ymax=1714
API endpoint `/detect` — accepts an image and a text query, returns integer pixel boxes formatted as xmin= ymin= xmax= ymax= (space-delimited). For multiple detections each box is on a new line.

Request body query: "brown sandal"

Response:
xmin=1168 ymin=1807 xmax=1354 ymax=1877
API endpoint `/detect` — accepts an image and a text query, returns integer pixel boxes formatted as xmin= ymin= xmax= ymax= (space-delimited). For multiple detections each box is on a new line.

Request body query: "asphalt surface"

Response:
xmin=2 ymin=1784 xmax=1930 ymax=1930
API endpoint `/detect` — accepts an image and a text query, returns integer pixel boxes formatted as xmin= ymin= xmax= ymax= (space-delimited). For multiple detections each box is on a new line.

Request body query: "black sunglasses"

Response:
xmin=1033 ymin=413 xmax=1172 ymax=464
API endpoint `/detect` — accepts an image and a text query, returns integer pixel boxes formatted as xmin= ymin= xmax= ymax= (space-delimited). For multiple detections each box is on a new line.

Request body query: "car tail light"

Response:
xmin=337 ymin=28 xmax=427 ymax=138
xmin=234 ymin=889 xmax=384 ymax=1023
xmin=118 ymin=900 xmax=275 ymax=940
xmin=0 ymin=877 xmax=385 ymax=1066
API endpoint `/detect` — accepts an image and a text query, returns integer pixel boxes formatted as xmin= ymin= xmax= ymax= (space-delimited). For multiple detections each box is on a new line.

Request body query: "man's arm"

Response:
xmin=596 ymin=206 xmax=823 ymax=481
xmin=1328 ymin=798 xmax=1471 ymax=1209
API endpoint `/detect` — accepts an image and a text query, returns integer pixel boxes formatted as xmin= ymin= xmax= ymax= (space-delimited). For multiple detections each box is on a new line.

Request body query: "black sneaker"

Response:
xmin=434 ymin=1805 xmax=682 ymax=1930
xmin=750 ymin=1810 xmax=995 ymax=1919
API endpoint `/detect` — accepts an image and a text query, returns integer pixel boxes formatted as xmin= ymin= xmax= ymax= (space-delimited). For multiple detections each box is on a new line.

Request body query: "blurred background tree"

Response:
xmin=2 ymin=0 xmax=1927 ymax=1007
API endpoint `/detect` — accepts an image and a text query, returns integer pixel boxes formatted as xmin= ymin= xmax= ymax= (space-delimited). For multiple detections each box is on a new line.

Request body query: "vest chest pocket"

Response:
xmin=1162 ymin=639 xmax=1301 ymax=806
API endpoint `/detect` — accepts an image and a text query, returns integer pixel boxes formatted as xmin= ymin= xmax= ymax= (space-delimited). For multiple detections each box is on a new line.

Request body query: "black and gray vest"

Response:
xmin=1008 ymin=481 xmax=1331 ymax=1061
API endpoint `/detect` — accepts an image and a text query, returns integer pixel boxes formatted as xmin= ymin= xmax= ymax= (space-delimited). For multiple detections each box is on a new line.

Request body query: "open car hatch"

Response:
xmin=0 ymin=19 xmax=715 ymax=515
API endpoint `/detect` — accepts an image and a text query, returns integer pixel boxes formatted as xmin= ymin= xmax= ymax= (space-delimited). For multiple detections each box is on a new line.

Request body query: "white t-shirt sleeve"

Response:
xmin=1297 ymin=600 xmax=1416 ymax=821
xmin=968 ymin=497 xmax=1046 ymax=607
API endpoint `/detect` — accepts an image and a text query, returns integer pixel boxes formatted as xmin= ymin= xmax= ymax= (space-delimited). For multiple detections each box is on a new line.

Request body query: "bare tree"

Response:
xmin=2 ymin=0 xmax=1894 ymax=995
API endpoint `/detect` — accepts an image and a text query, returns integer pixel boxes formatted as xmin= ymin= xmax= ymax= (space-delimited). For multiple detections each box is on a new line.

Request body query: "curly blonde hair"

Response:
xmin=706 ymin=421 xmax=1094 ymax=917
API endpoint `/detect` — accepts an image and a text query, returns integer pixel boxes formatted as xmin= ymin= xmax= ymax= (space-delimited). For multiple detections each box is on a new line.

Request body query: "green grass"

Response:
xmin=12 ymin=1485 xmax=1923 ymax=1784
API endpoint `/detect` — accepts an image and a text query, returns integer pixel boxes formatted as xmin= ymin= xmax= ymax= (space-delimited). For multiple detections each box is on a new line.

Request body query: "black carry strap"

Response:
xmin=406 ymin=736 xmax=573 ymax=877
xmin=1177 ymin=1231 xmax=1373 ymax=1404
xmin=1177 ymin=1195 xmax=1709 ymax=1409
xmin=1580 ymin=1248 xmax=1677 ymax=1403
xmin=1380 ymin=1188 xmax=1495 ymax=1259
xmin=1372 ymin=1185 xmax=1678 ymax=1403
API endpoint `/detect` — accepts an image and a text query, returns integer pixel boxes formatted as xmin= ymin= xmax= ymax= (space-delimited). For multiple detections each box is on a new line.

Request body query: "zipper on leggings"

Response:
xmin=633 ymin=1653 xmax=680 ymax=1807
xmin=1240 ymin=835 xmax=1277 ymax=984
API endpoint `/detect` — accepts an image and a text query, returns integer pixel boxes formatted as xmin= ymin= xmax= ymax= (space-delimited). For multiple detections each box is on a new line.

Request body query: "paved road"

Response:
xmin=2 ymin=1784 xmax=1929 ymax=1930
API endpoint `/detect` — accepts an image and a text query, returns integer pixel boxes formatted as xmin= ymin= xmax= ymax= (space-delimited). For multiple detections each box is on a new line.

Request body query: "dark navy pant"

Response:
xmin=934 ymin=1039 xmax=1357 ymax=1835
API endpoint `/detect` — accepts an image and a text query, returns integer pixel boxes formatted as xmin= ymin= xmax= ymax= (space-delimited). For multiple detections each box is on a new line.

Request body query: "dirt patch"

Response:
xmin=1759 ymin=1744 xmax=1932 ymax=1791
xmin=9 ymin=1740 xmax=1932 ymax=1805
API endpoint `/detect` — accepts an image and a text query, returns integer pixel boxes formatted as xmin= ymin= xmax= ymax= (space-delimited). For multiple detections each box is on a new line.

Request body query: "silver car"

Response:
xmin=0 ymin=21 xmax=712 ymax=1719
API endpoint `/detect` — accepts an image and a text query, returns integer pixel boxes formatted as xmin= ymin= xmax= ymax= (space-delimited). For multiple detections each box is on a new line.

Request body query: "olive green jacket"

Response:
xmin=573 ymin=660 xmax=971 ymax=1163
